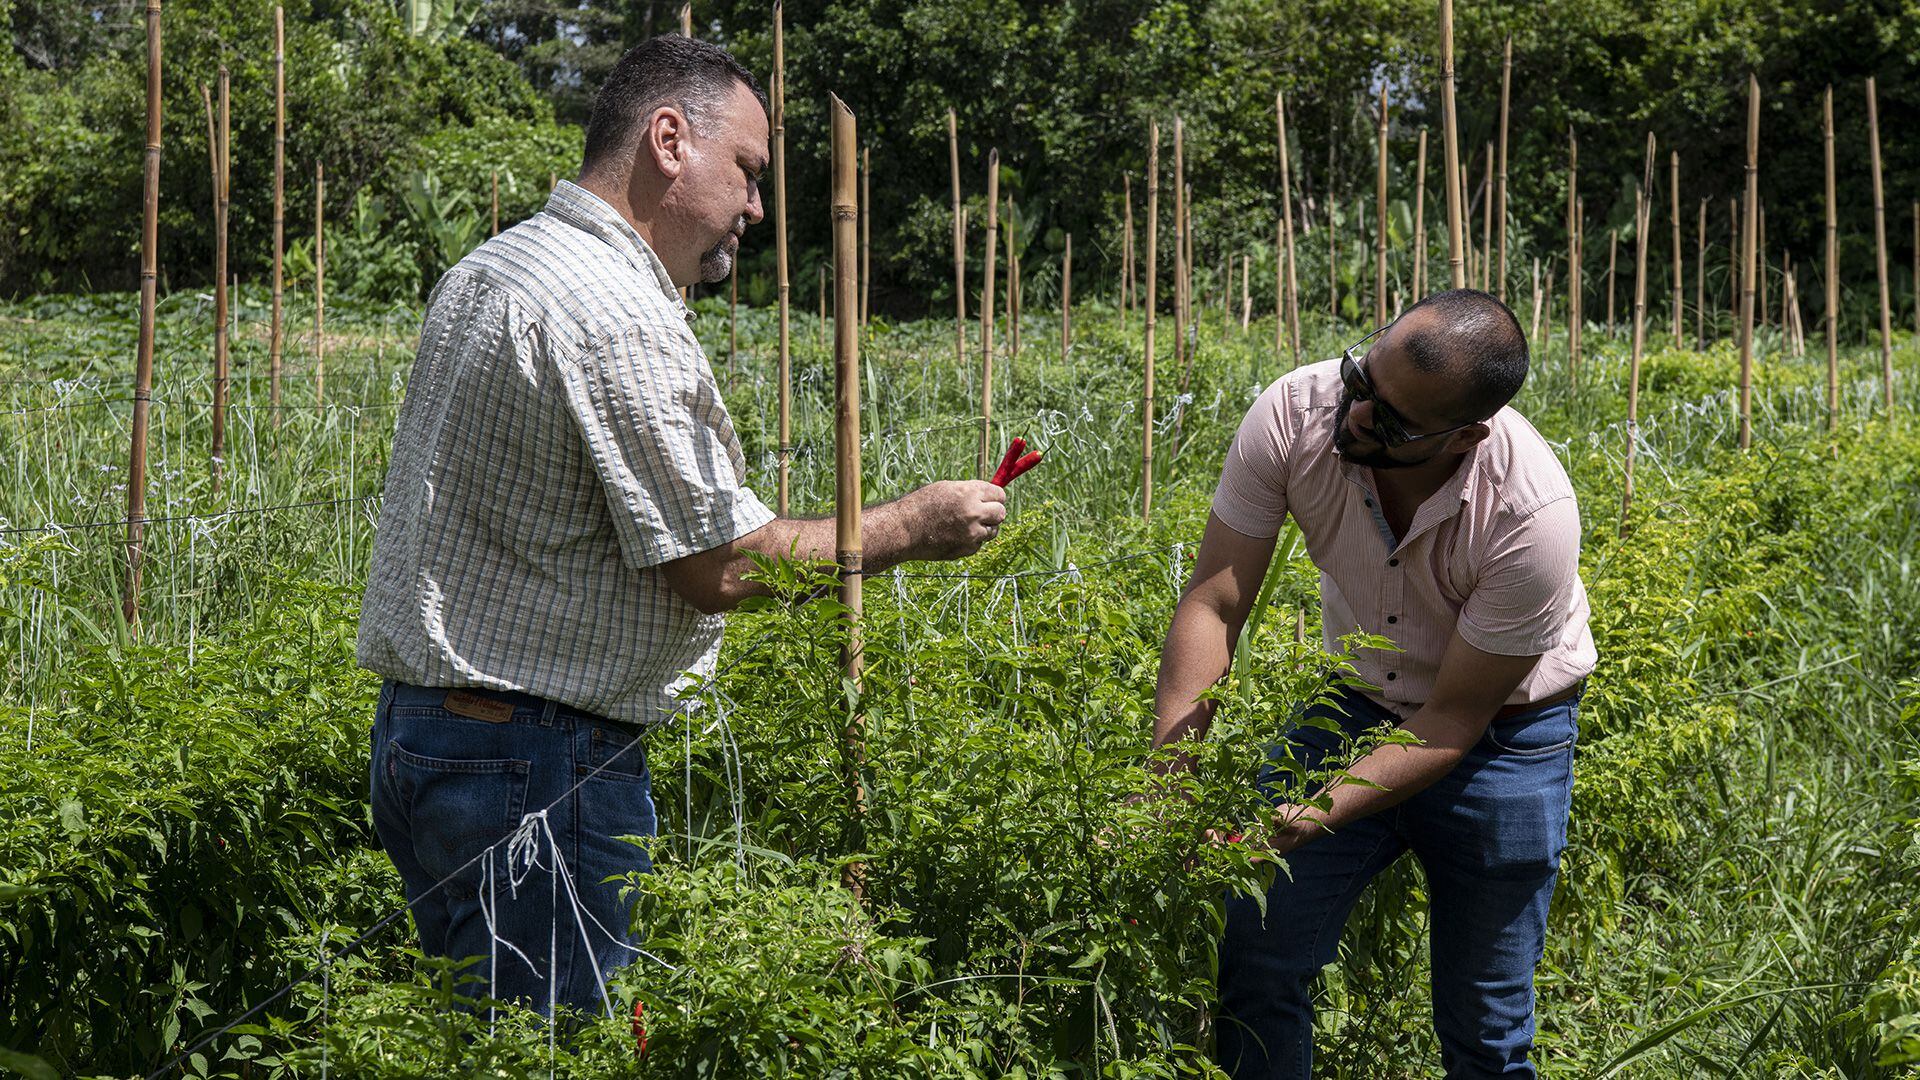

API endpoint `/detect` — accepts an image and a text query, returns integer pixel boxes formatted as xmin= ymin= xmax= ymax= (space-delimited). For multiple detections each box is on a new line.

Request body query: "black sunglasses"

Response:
xmin=1337 ymin=323 xmax=1479 ymax=450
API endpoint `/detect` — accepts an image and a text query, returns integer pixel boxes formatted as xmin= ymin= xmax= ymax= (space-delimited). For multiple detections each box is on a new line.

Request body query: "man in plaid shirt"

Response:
xmin=358 ymin=36 xmax=1005 ymax=1013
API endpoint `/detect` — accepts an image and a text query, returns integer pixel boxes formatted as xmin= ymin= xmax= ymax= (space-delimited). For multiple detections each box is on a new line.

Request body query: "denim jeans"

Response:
xmin=368 ymin=680 xmax=657 ymax=1015
xmin=1214 ymin=684 xmax=1579 ymax=1079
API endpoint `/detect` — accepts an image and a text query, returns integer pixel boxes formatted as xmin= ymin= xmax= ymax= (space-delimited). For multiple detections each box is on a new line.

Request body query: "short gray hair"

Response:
xmin=582 ymin=36 xmax=766 ymax=175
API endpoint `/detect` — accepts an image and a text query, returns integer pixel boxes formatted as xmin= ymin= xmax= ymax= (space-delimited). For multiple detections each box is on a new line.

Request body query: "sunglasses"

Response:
xmin=1337 ymin=323 xmax=1479 ymax=450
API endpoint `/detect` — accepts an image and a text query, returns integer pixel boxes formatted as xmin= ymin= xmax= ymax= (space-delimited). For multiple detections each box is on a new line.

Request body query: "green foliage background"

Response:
xmin=4 ymin=0 xmax=1919 ymax=325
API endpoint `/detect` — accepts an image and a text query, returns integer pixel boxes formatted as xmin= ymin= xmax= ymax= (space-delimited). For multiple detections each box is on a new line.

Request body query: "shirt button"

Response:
xmin=1365 ymin=498 xmax=1374 ymax=507
xmin=1387 ymin=672 xmax=1398 ymax=681
xmin=1387 ymin=615 xmax=1398 ymax=625
xmin=1388 ymin=558 xmax=1400 ymax=567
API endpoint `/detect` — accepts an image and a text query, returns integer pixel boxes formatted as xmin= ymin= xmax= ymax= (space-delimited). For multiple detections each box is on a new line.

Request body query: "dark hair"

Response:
xmin=582 ymin=36 xmax=767 ymax=176
xmin=1396 ymin=288 xmax=1530 ymax=423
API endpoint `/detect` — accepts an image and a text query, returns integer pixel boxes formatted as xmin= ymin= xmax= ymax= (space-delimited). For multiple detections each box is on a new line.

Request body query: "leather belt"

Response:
xmin=1491 ymin=680 xmax=1584 ymax=722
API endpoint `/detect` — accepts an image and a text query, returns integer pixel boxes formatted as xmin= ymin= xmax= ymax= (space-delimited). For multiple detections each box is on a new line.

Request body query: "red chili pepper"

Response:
xmin=1226 ymin=832 xmax=1245 ymax=844
xmin=1005 ymin=450 xmax=1043 ymax=483
xmin=632 ymin=1000 xmax=649 ymax=1059
xmin=990 ymin=437 xmax=1027 ymax=486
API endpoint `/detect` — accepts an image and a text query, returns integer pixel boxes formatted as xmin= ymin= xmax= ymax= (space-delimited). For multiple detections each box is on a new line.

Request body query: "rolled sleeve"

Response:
xmin=1210 ymin=379 xmax=1295 ymax=538
xmin=1457 ymin=497 xmax=1582 ymax=656
xmin=560 ymin=322 xmax=774 ymax=570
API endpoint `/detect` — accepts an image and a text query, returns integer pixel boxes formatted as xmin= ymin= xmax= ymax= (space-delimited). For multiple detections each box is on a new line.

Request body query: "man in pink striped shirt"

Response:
xmin=1153 ymin=289 xmax=1596 ymax=1078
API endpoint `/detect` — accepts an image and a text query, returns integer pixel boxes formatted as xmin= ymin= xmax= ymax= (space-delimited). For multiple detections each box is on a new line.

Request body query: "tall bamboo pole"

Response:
xmin=1412 ymin=128 xmax=1427 ymax=300
xmin=827 ymin=91 xmax=864 ymax=899
xmin=1277 ymin=92 xmax=1301 ymax=362
xmin=979 ymin=149 xmax=999 ymax=479
xmin=773 ymin=1 xmax=791 ymax=513
xmin=1606 ymin=230 xmax=1617 ymax=333
xmin=1123 ymin=172 xmax=1135 ymax=327
xmin=1868 ymin=76 xmax=1895 ymax=413
xmin=1825 ymin=86 xmax=1838 ymax=429
xmin=1496 ymin=35 xmax=1511 ymax=301
xmin=1739 ymin=74 xmax=1760 ymax=450
xmin=1173 ymin=118 xmax=1186 ymax=375
xmin=1567 ymin=130 xmax=1581 ymax=388
xmin=860 ymin=145 xmax=870 ymax=328
xmin=679 ymin=2 xmax=692 ymax=35
xmin=1441 ymin=0 xmax=1464 ymax=288
xmin=213 ymin=69 xmax=229 ymax=483
xmin=1062 ymin=233 xmax=1073 ymax=360
xmin=1622 ymin=134 xmax=1654 ymax=535
xmin=1240 ymin=252 xmax=1250 ymax=331
xmin=1142 ymin=122 xmax=1158 ymax=519
xmin=1670 ymin=151 xmax=1682 ymax=346
xmin=124 ymin=0 xmax=163 ymax=630
xmin=1696 ymin=198 xmax=1707 ymax=348
xmin=270 ymin=6 xmax=285 ymax=418
xmin=948 ymin=108 xmax=964 ymax=369
xmin=1375 ymin=87 xmax=1389 ymax=327
xmin=313 ymin=162 xmax=325 ymax=404
xmin=1480 ymin=144 xmax=1493 ymax=292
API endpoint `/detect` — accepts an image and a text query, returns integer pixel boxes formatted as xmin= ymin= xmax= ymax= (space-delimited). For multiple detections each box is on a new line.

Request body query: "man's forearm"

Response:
xmin=1150 ymin=599 xmax=1239 ymax=775
xmin=723 ymin=498 xmax=920 ymax=599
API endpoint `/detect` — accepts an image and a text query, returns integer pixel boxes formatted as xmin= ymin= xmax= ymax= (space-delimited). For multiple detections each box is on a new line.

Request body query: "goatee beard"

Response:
xmin=698 ymin=240 xmax=733 ymax=284
xmin=1333 ymin=393 xmax=1420 ymax=470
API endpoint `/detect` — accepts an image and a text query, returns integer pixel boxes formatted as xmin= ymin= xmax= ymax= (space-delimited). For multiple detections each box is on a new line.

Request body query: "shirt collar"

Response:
xmin=543 ymin=180 xmax=691 ymax=320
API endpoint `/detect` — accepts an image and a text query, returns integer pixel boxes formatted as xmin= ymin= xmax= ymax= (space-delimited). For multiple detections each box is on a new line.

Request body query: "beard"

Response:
xmin=698 ymin=217 xmax=747 ymax=283
xmin=1333 ymin=391 xmax=1425 ymax=470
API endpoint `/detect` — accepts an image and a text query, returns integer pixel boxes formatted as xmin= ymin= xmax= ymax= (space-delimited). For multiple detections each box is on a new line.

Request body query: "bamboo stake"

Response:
xmin=270 ymin=5 xmax=285 ymax=419
xmin=1622 ymin=133 xmax=1654 ymax=536
xmin=1142 ymin=121 xmax=1158 ymax=519
xmin=948 ymin=108 xmax=964 ymax=369
xmin=1480 ymin=144 xmax=1493 ymax=292
xmin=1441 ymin=0 xmax=1464 ymax=289
xmin=124 ymin=0 xmax=163 ymax=630
xmin=490 ymin=170 xmax=499 ymax=235
xmin=1759 ymin=203 xmax=1768 ymax=329
xmin=679 ymin=2 xmax=692 ymax=35
xmin=1787 ymin=265 xmax=1805 ymax=359
xmin=1567 ymin=130 xmax=1581 ymax=389
xmin=1173 ymin=118 xmax=1186 ymax=375
xmin=860 ymin=145 xmax=870 ymax=328
xmin=1375 ymin=87 xmax=1389 ymax=327
xmin=1607 ymin=229 xmax=1617 ymax=333
xmin=827 ymin=98 xmax=864 ymax=899
xmin=1826 ymin=85 xmax=1838 ymax=429
xmin=1696 ymin=198 xmax=1707 ymax=348
xmin=1670 ymin=151 xmax=1682 ymax=346
xmin=1739 ymin=73 xmax=1759 ymax=450
xmin=1412 ymin=128 xmax=1428 ymax=300
xmin=213 ymin=70 xmax=229 ymax=485
xmin=1123 ymin=172 xmax=1135 ymax=327
xmin=1240 ymin=252 xmax=1250 ymax=331
xmin=1496 ymin=35 xmax=1511 ymax=301
xmin=1278 ymin=91 xmax=1301 ymax=362
xmin=1062 ymin=233 xmax=1073 ymax=360
xmin=1868 ymin=76 xmax=1895 ymax=413
xmin=773 ymin=0 xmax=791 ymax=513
xmin=1529 ymin=256 xmax=1543 ymax=344
xmin=979 ymin=149 xmax=999 ymax=479
xmin=313 ymin=161 xmax=325 ymax=405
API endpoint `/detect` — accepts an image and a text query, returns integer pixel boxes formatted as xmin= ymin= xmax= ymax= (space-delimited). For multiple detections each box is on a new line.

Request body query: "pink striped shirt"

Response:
xmin=1212 ymin=359 xmax=1596 ymax=717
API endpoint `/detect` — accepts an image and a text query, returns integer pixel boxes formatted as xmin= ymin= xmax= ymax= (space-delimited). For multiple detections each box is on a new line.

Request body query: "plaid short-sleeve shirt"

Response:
xmin=357 ymin=181 xmax=775 ymax=726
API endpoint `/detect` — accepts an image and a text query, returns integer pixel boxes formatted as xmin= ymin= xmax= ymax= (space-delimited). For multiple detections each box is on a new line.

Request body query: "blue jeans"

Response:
xmin=368 ymin=680 xmax=657 ymax=1014
xmin=1215 ymin=684 xmax=1579 ymax=1079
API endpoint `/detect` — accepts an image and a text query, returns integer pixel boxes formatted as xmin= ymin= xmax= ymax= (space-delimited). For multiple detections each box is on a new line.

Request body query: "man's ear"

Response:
xmin=1448 ymin=423 xmax=1492 ymax=454
xmin=645 ymin=106 xmax=691 ymax=180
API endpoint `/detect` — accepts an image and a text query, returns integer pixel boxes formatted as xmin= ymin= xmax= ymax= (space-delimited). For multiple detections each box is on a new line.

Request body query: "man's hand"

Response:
xmin=893 ymin=480 xmax=1007 ymax=561
xmin=661 ymin=480 xmax=1007 ymax=614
